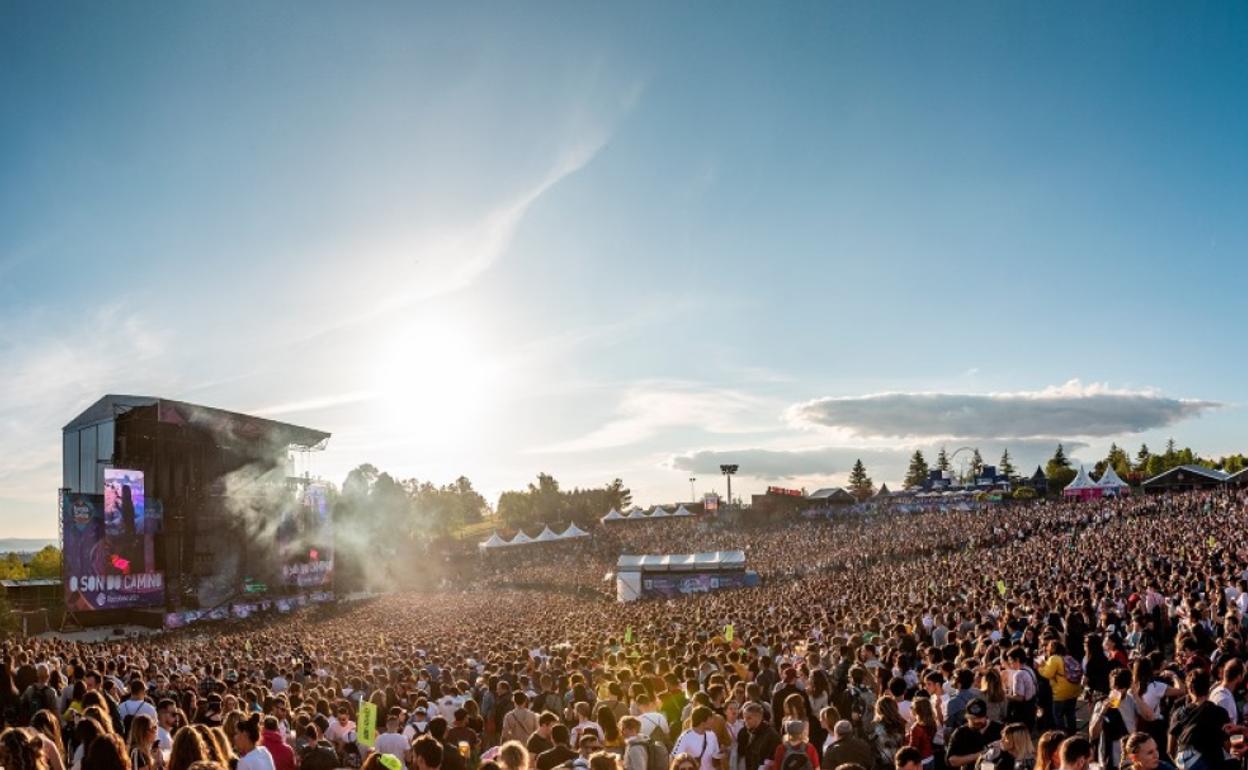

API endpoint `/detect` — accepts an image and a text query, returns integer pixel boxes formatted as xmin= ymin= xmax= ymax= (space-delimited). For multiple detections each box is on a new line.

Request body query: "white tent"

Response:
xmin=479 ymin=532 xmax=508 ymax=550
xmin=1066 ymin=466 xmax=1096 ymax=489
xmin=625 ymin=507 xmax=648 ymax=519
xmin=649 ymin=506 xmax=672 ymax=517
xmin=534 ymin=526 xmax=560 ymax=543
xmin=601 ymin=508 xmax=624 ymax=522
xmin=560 ymin=522 xmax=590 ymax=539
xmin=509 ymin=530 xmax=532 ymax=545
xmin=1097 ymin=465 xmax=1130 ymax=494
xmin=672 ymin=505 xmax=693 ymax=517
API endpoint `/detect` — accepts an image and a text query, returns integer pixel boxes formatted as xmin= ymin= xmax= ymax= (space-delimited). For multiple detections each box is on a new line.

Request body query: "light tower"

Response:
xmin=689 ymin=476 xmax=697 ymax=502
xmin=720 ymin=464 xmax=738 ymax=508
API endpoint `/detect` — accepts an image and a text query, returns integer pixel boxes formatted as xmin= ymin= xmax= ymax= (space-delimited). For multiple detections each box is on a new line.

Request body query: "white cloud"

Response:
xmin=532 ymin=381 xmax=774 ymax=454
xmin=788 ymin=380 xmax=1219 ymax=439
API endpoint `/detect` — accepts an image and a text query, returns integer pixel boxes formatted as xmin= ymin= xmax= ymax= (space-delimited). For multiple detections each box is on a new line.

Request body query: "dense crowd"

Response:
xmin=2 ymin=488 xmax=1248 ymax=770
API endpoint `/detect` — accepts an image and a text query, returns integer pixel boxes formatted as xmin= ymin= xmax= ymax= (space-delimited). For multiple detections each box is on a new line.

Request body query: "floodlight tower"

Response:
xmin=689 ymin=476 xmax=697 ymax=503
xmin=720 ymin=464 xmax=738 ymax=508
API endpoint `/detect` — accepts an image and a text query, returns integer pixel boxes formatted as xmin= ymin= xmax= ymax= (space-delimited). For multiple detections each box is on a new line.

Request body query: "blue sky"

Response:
xmin=2 ymin=3 xmax=1246 ymax=536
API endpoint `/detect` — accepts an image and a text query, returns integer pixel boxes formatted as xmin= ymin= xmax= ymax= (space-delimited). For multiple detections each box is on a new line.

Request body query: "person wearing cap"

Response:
xmin=822 ymin=721 xmax=872 ymax=770
xmin=945 ymin=699 xmax=1001 ymax=768
xmin=771 ymin=720 xmax=820 ymax=770
xmin=405 ymin=705 xmax=431 ymax=741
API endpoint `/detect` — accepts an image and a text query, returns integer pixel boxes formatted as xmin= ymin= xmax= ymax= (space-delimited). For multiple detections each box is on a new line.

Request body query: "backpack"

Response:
xmin=642 ymin=737 xmax=670 ymax=770
xmin=1062 ymin=656 xmax=1084 ymax=685
xmin=781 ymin=743 xmax=813 ymax=770
xmin=642 ymin=713 xmax=670 ymax=750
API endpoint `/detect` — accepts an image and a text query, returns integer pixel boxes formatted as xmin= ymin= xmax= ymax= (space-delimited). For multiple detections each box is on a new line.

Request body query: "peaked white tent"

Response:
xmin=601 ymin=508 xmax=624 ymax=522
xmin=560 ymin=522 xmax=590 ymax=539
xmin=1063 ymin=466 xmax=1100 ymax=499
xmin=649 ymin=506 xmax=672 ymax=517
xmin=672 ymin=505 xmax=693 ymax=517
xmin=534 ymin=526 xmax=560 ymax=542
xmin=509 ymin=530 xmax=533 ymax=545
xmin=625 ymin=507 xmax=648 ymax=519
xmin=479 ymin=532 xmax=508 ymax=550
xmin=1097 ymin=465 xmax=1130 ymax=495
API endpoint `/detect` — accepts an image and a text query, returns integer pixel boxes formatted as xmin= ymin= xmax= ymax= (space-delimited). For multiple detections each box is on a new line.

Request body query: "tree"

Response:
xmin=1012 ymin=486 xmax=1037 ymax=500
xmin=968 ymin=449 xmax=984 ymax=482
xmin=26 ymin=546 xmax=61 ymax=579
xmin=903 ymin=450 xmax=929 ymax=489
xmin=847 ymin=459 xmax=874 ymax=501
xmin=1045 ymin=444 xmax=1072 ymax=478
xmin=998 ymin=449 xmax=1016 ymax=480
xmin=935 ymin=447 xmax=951 ymax=472
xmin=1135 ymin=444 xmax=1151 ymax=473
xmin=0 ymin=554 xmax=26 ymax=581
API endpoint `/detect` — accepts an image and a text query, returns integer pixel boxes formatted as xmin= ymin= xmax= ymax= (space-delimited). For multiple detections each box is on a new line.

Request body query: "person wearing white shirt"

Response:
xmin=234 ymin=715 xmax=277 ymax=770
xmin=671 ymin=706 xmax=721 ymax=770
xmin=271 ymin=674 xmax=289 ymax=693
xmin=1210 ymin=660 xmax=1244 ymax=724
xmin=118 ymin=681 xmax=158 ymax=724
xmin=636 ymin=694 xmax=670 ymax=741
xmin=376 ymin=714 xmax=412 ymax=769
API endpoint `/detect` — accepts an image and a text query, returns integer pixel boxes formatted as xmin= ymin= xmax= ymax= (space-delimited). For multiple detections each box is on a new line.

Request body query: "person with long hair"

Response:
xmin=870 ymin=696 xmax=907 ymax=770
xmin=907 ymin=698 xmax=938 ymax=763
xmin=29 ymin=710 xmax=66 ymax=770
xmin=498 ymin=740 xmax=532 ymax=770
xmin=980 ymin=670 xmax=1008 ymax=725
xmin=127 ymin=713 xmax=161 ymax=769
xmin=597 ymin=704 xmax=622 ymax=750
xmin=70 ymin=716 xmax=107 ymax=770
xmin=167 ymin=727 xmax=210 ymax=770
xmin=1034 ymin=730 xmax=1067 ymax=770
xmin=983 ymin=723 xmax=1034 ymax=770
xmin=232 ymin=713 xmax=275 ymax=770
xmin=85 ymin=734 xmax=131 ymax=770
xmin=670 ymin=754 xmax=699 ymax=770
xmin=0 ymin=727 xmax=48 ymax=770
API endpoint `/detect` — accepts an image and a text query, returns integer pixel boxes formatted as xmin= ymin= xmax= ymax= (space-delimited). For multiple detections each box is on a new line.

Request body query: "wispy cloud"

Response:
xmin=249 ymin=390 xmax=376 ymax=419
xmin=532 ymin=381 xmax=775 ymax=454
xmin=787 ymin=380 xmax=1220 ymax=439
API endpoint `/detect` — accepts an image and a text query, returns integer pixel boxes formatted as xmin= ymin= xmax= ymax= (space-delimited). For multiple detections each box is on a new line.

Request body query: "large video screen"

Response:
xmin=62 ymin=489 xmax=164 ymax=611
xmin=276 ymin=483 xmax=334 ymax=587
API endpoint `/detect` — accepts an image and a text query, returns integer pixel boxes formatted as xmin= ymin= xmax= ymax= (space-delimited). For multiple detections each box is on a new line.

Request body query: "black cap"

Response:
xmin=966 ymin=698 xmax=988 ymax=718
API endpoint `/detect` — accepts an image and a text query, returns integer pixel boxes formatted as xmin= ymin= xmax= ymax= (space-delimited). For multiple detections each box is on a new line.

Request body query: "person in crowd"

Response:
xmin=823 ymin=722 xmax=872 ymax=770
xmin=1033 ymin=731 xmax=1067 ymax=770
xmin=86 ymin=733 xmax=131 ymax=770
xmin=946 ymin=700 xmax=1001 ymax=770
xmin=672 ymin=707 xmax=720 ymax=770
xmin=232 ymin=714 xmax=276 ymax=770
xmin=1038 ymin=643 xmax=1082 ymax=734
xmin=536 ymin=724 xmax=578 ymax=770
xmin=497 ymin=740 xmax=530 ymax=770
xmin=741 ymin=702 xmax=781 ymax=770
xmin=0 ymin=726 xmax=49 ymax=770
xmin=771 ymin=720 xmax=819 ymax=770
xmin=1124 ymin=733 xmax=1177 ymax=770
xmin=978 ymin=723 xmax=1034 ymax=770
xmin=502 ymin=693 xmax=539 ymax=747
xmin=1055 ymin=737 xmax=1092 ymax=770
xmin=1167 ymin=669 xmax=1228 ymax=770
xmin=259 ymin=715 xmax=294 ymax=770
xmin=126 ymin=713 xmax=161 ymax=769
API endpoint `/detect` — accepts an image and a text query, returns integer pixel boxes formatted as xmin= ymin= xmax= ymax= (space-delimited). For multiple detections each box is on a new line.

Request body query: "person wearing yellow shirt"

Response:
xmin=1038 ymin=640 xmax=1083 ymax=732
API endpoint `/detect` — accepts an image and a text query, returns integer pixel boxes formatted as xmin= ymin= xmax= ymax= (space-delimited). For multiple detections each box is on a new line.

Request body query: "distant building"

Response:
xmin=1141 ymin=464 xmax=1229 ymax=493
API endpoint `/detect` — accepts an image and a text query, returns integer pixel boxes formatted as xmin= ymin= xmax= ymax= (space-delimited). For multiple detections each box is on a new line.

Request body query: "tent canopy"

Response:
xmin=534 ymin=526 xmax=560 ymax=542
xmin=649 ymin=506 xmax=671 ymax=517
xmin=508 ymin=531 xmax=532 ymax=545
xmin=616 ymin=550 xmax=746 ymax=573
xmin=1065 ymin=466 xmax=1096 ymax=490
xmin=479 ymin=532 xmax=508 ymax=549
xmin=672 ymin=505 xmax=693 ymax=517
xmin=560 ymin=523 xmax=590 ymax=538
xmin=1097 ymin=465 xmax=1129 ymax=489
xmin=601 ymin=508 xmax=624 ymax=521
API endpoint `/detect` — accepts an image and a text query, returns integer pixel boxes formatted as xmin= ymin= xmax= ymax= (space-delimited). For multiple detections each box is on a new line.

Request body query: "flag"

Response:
xmin=244 ymin=640 xmax=251 ymax=653
xmin=724 ymin=624 xmax=734 ymax=642
xmin=624 ymin=626 xmax=632 ymax=644
xmin=996 ymin=580 xmax=1007 ymax=597
xmin=357 ymin=701 xmax=378 ymax=747
xmin=1208 ymin=536 xmax=1217 ymax=548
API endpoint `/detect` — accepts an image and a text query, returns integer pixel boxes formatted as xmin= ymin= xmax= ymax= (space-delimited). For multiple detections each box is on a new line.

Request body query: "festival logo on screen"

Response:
xmin=63 ymin=488 xmax=165 ymax=612
xmin=277 ymin=483 xmax=334 ymax=588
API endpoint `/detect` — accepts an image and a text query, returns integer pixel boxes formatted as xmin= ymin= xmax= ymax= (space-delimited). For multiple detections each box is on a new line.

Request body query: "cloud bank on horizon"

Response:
xmin=787 ymin=380 xmax=1220 ymax=440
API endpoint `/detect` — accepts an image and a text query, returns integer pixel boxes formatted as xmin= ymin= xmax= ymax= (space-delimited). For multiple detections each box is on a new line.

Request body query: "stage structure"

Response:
xmin=61 ymin=395 xmax=332 ymax=627
xmin=615 ymin=550 xmax=759 ymax=602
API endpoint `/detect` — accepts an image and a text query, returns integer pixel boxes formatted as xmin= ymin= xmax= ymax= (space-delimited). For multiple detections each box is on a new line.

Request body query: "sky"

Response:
xmin=2 ymin=3 xmax=1246 ymax=537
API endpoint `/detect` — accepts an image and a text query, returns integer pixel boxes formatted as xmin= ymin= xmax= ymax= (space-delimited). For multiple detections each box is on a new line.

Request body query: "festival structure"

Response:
xmin=1062 ymin=466 xmax=1100 ymax=500
xmin=614 ymin=550 xmax=758 ymax=602
xmin=478 ymin=523 xmax=590 ymax=551
xmin=60 ymin=395 xmax=334 ymax=629
xmin=1096 ymin=465 xmax=1130 ymax=496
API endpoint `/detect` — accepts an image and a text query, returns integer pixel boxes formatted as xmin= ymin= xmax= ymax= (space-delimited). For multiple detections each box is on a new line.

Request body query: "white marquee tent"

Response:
xmin=600 ymin=508 xmax=624 ymax=523
xmin=534 ymin=526 xmax=560 ymax=542
xmin=649 ymin=506 xmax=672 ymax=517
xmin=478 ymin=532 xmax=509 ymax=550
xmin=560 ymin=523 xmax=590 ymax=538
xmin=1097 ymin=465 xmax=1130 ymax=495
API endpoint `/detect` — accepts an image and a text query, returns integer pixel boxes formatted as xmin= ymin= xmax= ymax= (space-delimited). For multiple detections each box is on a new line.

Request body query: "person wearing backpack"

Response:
xmin=1038 ymin=641 xmax=1083 ymax=733
xmin=19 ymin=664 xmax=59 ymax=726
xmin=772 ymin=720 xmax=820 ymax=770
xmin=1089 ymin=671 xmax=1134 ymax=770
xmin=622 ymin=716 xmax=670 ymax=770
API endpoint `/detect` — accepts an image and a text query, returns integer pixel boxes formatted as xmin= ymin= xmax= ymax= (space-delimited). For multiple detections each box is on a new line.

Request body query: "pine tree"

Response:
xmin=1046 ymin=443 xmax=1071 ymax=478
xmin=847 ymin=459 xmax=874 ymax=501
xmin=999 ymin=448 xmax=1016 ymax=479
xmin=936 ymin=446 xmax=951 ymax=472
xmin=969 ymin=448 xmax=984 ymax=481
xmin=1135 ymin=444 xmax=1151 ymax=473
xmin=904 ymin=450 xmax=930 ymax=489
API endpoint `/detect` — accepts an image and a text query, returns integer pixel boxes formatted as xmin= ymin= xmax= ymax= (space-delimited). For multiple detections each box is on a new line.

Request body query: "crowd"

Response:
xmin=2 ymin=488 xmax=1248 ymax=770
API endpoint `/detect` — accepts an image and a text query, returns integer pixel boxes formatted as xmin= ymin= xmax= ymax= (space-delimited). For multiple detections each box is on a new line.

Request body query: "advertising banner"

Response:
xmin=640 ymin=572 xmax=748 ymax=599
xmin=63 ymin=491 xmax=165 ymax=611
